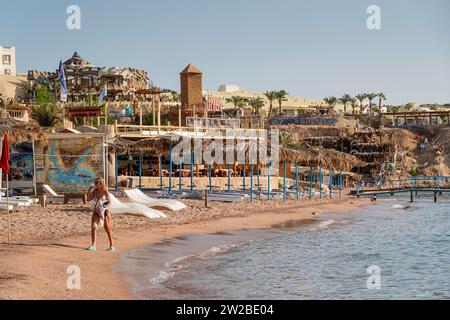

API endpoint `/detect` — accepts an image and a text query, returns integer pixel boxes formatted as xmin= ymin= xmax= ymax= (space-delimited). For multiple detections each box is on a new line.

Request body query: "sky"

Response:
xmin=1 ymin=0 xmax=449 ymax=105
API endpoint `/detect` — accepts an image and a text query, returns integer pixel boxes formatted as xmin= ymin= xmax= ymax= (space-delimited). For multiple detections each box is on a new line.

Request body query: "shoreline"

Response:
xmin=0 ymin=197 xmax=370 ymax=300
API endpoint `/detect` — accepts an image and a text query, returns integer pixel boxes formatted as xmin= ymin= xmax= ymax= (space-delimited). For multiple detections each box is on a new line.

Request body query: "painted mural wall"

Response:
xmin=37 ymin=136 xmax=105 ymax=192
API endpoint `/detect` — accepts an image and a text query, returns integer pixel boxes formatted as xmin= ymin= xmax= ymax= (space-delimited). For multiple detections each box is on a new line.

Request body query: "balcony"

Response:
xmin=7 ymin=109 xmax=30 ymax=122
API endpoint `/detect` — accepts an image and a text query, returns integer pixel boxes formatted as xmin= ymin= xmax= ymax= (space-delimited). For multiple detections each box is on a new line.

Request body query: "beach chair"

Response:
xmin=108 ymin=193 xmax=167 ymax=219
xmin=0 ymin=203 xmax=14 ymax=211
xmin=125 ymin=189 xmax=187 ymax=211
xmin=42 ymin=184 xmax=65 ymax=204
xmin=203 ymin=192 xmax=245 ymax=203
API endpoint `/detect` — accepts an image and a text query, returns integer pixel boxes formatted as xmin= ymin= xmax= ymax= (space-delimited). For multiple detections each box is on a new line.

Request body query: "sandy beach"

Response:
xmin=0 ymin=196 xmax=370 ymax=300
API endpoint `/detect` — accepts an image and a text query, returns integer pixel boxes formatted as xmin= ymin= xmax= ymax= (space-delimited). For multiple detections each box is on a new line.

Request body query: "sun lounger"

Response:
xmin=125 ymin=189 xmax=187 ymax=211
xmin=0 ymin=203 xmax=14 ymax=211
xmin=203 ymin=192 xmax=245 ymax=203
xmin=108 ymin=193 xmax=167 ymax=219
xmin=42 ymin=184 xmax=65 ymax=203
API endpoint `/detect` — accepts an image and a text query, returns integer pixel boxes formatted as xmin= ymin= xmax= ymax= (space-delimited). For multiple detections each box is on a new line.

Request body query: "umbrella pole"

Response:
xmin=6 ymin=174 xmax=10 ymax=245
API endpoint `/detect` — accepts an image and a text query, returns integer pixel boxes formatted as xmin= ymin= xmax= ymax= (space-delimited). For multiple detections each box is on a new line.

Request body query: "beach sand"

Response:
xmin=0 ymin=196 xmax=370 ymax=300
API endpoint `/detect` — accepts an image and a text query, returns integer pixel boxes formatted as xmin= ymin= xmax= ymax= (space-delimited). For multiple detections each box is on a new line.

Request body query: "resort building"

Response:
xmin=0 ymin=46 xmax=16 ymax=76
xmin=203 ymin=87 xmax=328 ymax=115
xmin=27 ymin=52 xmax=150 ymax=102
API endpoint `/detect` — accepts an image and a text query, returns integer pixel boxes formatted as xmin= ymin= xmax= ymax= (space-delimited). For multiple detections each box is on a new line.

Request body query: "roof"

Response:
xmin=180 ymin=64 xmax=202 ymax=74
xmin=63 ymin=52 xmax=92 ymax=68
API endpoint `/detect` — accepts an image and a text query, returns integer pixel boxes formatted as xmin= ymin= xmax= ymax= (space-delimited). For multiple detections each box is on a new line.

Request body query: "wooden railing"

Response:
xmin=7 ymin=110 xmax=29 ymax=122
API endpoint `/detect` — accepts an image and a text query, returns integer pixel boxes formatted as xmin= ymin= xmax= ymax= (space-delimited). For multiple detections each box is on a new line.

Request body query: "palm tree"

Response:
xmin=31 ymin=103 xmax=60 ymax=127
xmin=350 ymin=98 xmax=359 ymax=115
xmin=248 ymin=97 xmax=265 ymax=114
xmin=226 ymin=96 xmax=245 ymax=109
xmin=355 ymin=94 xmax=367 ymax=114
xmin=264 ymin=91 xmax=277 ymax=116
xmin=323 ymin=96 xmax=338 ymax=110
xmin=171 ymin=91 xmax=180 ymax=103
xmin=339 ymin=94 xmax=352 ymax=115
xmin=275 ymin=90 xmax=288 ymax=114
xmin=366 ymin=93 xmax=378 ymax=115
xmin=391 ymin=106 xmax=399 ymax=113
xmin=405 ymin=103 xmax=415 ymax=112
xmin=378 ymin=92 xmax=386 ymax=114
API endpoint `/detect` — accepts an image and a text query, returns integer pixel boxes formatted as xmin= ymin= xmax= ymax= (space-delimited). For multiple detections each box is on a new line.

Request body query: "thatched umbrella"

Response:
xmin=280 ymin=145 xmax=368 ymax=171
xmin=0 ymin=112 xmax=47 ymax=143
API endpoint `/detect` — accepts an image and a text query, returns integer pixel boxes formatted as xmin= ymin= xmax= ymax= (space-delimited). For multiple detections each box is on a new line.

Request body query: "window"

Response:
xmin=4 ymin=69 xmax=11 ymax=75
xmin=2 ymin=55 xmax=11 ymax=65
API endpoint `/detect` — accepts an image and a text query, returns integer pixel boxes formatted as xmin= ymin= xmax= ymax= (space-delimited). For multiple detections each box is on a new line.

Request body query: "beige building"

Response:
xmin=203 ymin=87 xmax=328 ymax=115
xmin=0 ymin=46 xmax=16 ymax=76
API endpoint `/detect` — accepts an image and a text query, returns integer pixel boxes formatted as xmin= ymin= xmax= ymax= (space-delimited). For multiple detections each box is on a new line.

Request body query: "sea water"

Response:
xmin=116 ymin=195 xmax=450 ymax=300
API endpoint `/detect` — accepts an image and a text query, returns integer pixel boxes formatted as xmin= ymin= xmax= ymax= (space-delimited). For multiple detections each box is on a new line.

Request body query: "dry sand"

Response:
xmin=0 ymin=196 xmax=370 ymax=300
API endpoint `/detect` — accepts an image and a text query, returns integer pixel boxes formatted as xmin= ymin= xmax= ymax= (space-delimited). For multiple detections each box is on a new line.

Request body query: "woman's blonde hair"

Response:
xmin=95 ymin=177 xmax=106 ymax=191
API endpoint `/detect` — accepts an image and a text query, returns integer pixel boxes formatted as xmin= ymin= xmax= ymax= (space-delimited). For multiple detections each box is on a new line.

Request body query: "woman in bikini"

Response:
xmin=87 ymin=178 xmax=115 ymax=252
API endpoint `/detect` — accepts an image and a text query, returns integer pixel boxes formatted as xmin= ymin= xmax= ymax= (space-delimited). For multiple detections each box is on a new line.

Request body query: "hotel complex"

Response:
xmin=0 ymin=46 xmax=16 ymax=76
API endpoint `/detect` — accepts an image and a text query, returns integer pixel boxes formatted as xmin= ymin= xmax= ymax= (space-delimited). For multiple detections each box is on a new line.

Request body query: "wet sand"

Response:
xmin=0 ymin=196 xmax=370 ymax=300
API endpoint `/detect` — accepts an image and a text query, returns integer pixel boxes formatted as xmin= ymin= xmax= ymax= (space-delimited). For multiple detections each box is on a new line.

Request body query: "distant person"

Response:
xmin=87 ymin=178 xmax=115 ymax=252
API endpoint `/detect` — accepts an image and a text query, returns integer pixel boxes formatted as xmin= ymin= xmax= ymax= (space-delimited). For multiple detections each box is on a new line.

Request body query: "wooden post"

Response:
xmin=242 ymin=165 xmax=246 ymax=192
xmin=169 ymin=144 xmax=173 ymax=194
xmin=319 ymin=165 xmax=323 ymax=200
xmin=190 ymin=152 xmax=194 ymax=193
xmin=179 ymin=105 xmax=182 ymax=130
xmin=267 ymin=161 xmax=271 ymax=200
xmin=159 ymin=155 xmax=163 ymax=190
xmin=115 ymin=153 xmax=119 ymax=192
xmin=138 ymin=155 xmax=142 ymax=190
xmin=208 ymin=164 xmax=212 ymax=192
xmin=157 ymin=97 xmax=161 ymax=134
xmin=227 ymin=164 xmax=231 ymax=193
xmin=250 ymin=162 xmax=254 ymax=204
xmin=179 ymin=160 xmax=182 ymax=191
xmin=295 ymin=161 xmax=299 ymax=200
xmin=309 ymin=163 xmax=313 ymax=199
xmin=283 ymin=160 xmax=287 ymax=202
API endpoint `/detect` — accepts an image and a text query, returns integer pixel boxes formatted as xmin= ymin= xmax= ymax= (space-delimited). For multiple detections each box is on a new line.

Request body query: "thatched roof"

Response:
xmin=109 ymin=137 xmax=176 ymax=156
xmin=280 ymin=145 xmax=368 ymax=171
xmin=0 ymin=112 xmax=47 ymax=143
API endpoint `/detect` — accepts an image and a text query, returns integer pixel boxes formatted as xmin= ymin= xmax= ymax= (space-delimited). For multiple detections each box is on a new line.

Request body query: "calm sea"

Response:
xmin=116 ymin=195 xmax=450 ymax=300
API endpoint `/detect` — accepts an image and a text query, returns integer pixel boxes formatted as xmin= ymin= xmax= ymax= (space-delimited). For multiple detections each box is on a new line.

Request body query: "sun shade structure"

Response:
xmin=0 ymin=115 xmax=47 ymax=143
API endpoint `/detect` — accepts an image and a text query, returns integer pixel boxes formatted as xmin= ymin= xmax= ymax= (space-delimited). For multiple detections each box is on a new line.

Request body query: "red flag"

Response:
xmin=0 ymin=134 xmax=10 ymax=175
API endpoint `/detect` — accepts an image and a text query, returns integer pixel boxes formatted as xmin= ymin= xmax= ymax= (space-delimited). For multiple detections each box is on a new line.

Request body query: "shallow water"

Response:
xmin=117 ymin=195 xmax=450 ymax=300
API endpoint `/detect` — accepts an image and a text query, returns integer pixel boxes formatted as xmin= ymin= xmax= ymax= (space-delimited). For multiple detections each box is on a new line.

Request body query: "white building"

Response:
xmin=218 ymin=84 xmax=240 ymax=93
xmin=0 ymin=46 xmax=16 ymax=76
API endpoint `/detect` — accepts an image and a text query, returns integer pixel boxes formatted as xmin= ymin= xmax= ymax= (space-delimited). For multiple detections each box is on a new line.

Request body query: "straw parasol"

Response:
xmin=280 ymin=145 xmax=368 ymax=171
xmin=0 ymin=111 xmax=47 ymax=143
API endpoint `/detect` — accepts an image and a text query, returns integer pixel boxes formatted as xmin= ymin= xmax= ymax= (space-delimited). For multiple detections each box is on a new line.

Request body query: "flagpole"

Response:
xmin=6 ymin=173 xmax=10 ymax=245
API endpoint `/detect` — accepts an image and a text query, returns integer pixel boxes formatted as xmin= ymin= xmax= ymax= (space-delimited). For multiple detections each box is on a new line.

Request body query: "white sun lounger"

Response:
xmin=42 ymin=184 xmax=65 ymax=203
xmin=108 ymin=193 xmax=167 ymax=219
xmin=0 ymin=203 xmax=15 ymax=211
xmin=0 ymin=199 xmax=31 ymax=207
xmin=125 ymin=189 xmax=187 ymax=211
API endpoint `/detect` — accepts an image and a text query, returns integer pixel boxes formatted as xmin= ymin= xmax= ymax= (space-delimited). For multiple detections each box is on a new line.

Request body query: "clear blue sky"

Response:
xmin=1 ymin=0 xmax=449 ymax=104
